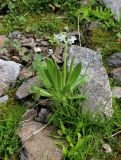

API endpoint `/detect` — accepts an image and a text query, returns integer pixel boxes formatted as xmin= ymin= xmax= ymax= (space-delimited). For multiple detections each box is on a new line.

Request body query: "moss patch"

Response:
xmin=0 ymin=13 xmax=75 ymax=35
xmin=87 ymin=28 xmax=121 ymax=58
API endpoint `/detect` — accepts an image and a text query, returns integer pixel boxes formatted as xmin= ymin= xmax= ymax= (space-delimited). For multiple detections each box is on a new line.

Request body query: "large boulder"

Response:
xmin=102 ymin=0 xmax=121 ymax=21
xmin=67 ymin=46 xmax=113 ymax=117
xmin=0 ymin=59 xmax=21 ymax=91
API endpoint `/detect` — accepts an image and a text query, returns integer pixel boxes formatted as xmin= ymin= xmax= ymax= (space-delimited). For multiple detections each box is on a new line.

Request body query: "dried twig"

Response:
xmin=21 ymin=99 xmax=49 ymax=119
xmin=23 ymin=123 xmax=49 ymax=142
xmin=112 ymin=130 xmax=121 ymax=137
xmin=78 ymin=15 xmax=81 ymax=46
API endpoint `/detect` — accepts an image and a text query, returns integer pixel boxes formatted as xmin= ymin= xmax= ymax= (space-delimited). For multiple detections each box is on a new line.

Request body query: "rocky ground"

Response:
xmin=0 ymin=28 xmax=121 ymax=160
xmin=0 ymin=0 xmax=121 ymax=159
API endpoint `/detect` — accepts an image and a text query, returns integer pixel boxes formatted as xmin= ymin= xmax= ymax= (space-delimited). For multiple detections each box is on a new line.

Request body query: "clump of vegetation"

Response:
xmin=85 ymin=27 xmax=121 ymax=58
xmin=32 ymin=44 xmax=121 ymax=159
xmin=32 ymin=45 xmax=86 ymax=104
xmin=0 ymin=105 xmax=26 ymax=160
xmin=0 ymin=89 xmax=26 ymax=160
xmin=0 ymin=0 xmax=121 ymax=159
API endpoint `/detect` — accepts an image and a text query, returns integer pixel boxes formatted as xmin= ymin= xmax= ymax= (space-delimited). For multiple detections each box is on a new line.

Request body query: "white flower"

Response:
xmin=54 ymin=32 xmax=77 ymax=45
xmin=54 ymin=32 xmax=67 ymax=43
xmin=68 ymin=36 xmax=77 ymax=45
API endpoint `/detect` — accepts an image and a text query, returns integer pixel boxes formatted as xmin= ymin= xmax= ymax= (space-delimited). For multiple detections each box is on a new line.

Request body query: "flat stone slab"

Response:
xmin=19 ymin=121 xmax=62 ymax=160
xmin=67 ymin=46 xmax=113 ymax=117
xmin=0 ymin=59 xmax=21 ymax=89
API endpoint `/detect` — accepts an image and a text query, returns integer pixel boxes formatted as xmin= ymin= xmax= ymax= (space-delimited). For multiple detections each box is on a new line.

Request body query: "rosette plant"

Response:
xmin=32 ymin=44 xmax=86 ymax=105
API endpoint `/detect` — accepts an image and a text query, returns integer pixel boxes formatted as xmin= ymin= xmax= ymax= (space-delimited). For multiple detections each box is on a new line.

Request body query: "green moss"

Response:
xmin=0 ymin=13 xmax=75 ymax=35
xmin=88 ymin=28 xmax=121 ymax=58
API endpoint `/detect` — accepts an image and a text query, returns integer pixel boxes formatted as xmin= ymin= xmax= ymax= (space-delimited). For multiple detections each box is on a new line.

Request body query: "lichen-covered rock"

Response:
xmin=19 ymin=120 xmax=62 ymax=160
xmin=102 ymin=0 xmax=121 ymax=21
xmin=67 ymin=46 xmax=113 ymax=117
xmin=0 ymin=59 xmax=21 ymax=89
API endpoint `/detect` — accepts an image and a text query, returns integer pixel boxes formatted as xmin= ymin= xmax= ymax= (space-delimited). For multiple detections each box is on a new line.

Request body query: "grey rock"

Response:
xmin=21 ymin=38 xmax=35 ymax=48
xmin=21 ymin=108 xmax=36 ymax=121
xmin=18 ymin=120 xmax=62 ymax=160
xmin=40 ymin=41 xmax=49 ymax=47
xmin=48 ymin=49 xmax=53 ymax=55
xmin=0 ymin=95 xmax=9 ymax=104
xmin=112 ymin=87 xmax=121 ymax=99
xmin=0 ymin=59 xmax=21 ymax=89
xmin=35 ymin=108 xmax=48 ymax=123
xmin=109 ymin=68 xmax=121 ymax=85
xmin=19 ymin=67 xmax=33 ymax=80
xmin=36 ymin=39 xmax=41 ymax=43
xmin=54 ymin=46 xmax=63 ymax=55
xmin=67 ymin=46 xmax=113 ymax=117
xmin=20 ymin=149 xmax=28 ymax=160
xmin=88 ymin=22 xmax=101 ymax=30
xmin=0 ymin=55 xmax=10 ymax=61
xmin=102 ymin=0 xmax=121 ymax=21
xmin=16 ymin=76 xmax=40 ymax=100
xmin=41 ymin=47 xmax=48 ymax=53
xmin=8 ymin=31 xmax=23 ymax=39
xmin=107 ymin=52 xmax=121 ymax=67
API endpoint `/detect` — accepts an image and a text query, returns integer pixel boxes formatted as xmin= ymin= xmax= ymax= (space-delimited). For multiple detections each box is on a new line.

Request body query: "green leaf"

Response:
xmin=36 ymin=62 xmax=52 ymax=88
xmin=72 ymin=94 xmax=86 ymax=100
xmin=66 ymin=135 xmax=74 ymax=147
xmin=0 ymin=24 xmax=3 ymax=32
xmin=53 ymin=62 xmax=62 ymax=90
xmin=67 ymin=63 xmax=82 ymax=86
xmin=33 ymin=53 xmax=43 ymax=62
xmin=60 ymin=121 xmax=67 ymax=135
xmin=62 ymin=84 xmax=71 ymax=95
xmin=8 ymin=1 xmax=15 ymax=11
xmin=31 ymin=85 xmax=51 ymax=97
xmin=71 ymin=75 xmax=87 ymax=90
xmin=46 ymin=59 xmax=54 ymax=74
xmin=63 ymin=146 xmax=68 ymax=156
xmin=62 ymin=43 xmax=68 ymax=86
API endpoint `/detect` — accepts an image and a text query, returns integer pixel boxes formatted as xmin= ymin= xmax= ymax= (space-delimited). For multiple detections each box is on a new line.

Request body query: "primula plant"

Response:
xmin=32 ymin=44 xmax=86 ymax=105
